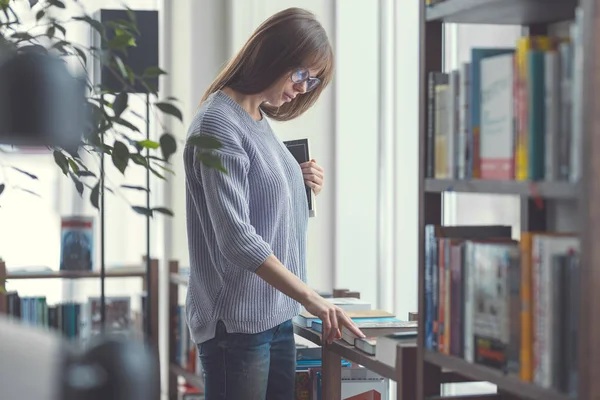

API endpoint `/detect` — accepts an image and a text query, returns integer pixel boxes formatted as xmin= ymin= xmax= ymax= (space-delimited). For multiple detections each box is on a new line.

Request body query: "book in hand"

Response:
xmin=283 ymin=138 xmax=316 ymax=217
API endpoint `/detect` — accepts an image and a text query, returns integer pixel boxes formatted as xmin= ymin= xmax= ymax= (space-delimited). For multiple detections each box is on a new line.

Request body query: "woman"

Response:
xmin=183 ymin=7 xmax=364 ymax=399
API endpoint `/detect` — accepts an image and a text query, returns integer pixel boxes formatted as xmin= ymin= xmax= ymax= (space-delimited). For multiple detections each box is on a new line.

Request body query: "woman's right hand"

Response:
xmin=303 ymin=292 xmax=365 ymax=344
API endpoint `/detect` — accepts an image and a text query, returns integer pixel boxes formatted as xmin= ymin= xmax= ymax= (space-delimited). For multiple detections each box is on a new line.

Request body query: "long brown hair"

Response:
xmin=201 ymin=7 xmax=334 ymax=122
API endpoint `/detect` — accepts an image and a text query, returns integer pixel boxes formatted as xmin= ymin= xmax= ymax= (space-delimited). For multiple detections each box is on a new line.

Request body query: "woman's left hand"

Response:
xmin=300 ymin=159 xmax=324 ymax=196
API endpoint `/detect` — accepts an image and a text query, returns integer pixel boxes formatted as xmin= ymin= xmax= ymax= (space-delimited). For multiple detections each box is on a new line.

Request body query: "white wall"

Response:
xmin=392 ymin=0 xmax=420 ymax=320
xmin=334 ymin=0 xmax=380 ymax=306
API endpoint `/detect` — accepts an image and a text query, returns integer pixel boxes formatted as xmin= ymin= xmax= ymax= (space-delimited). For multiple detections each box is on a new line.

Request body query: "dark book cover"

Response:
xmin=283 ymin=138 xmax=316 ymax=217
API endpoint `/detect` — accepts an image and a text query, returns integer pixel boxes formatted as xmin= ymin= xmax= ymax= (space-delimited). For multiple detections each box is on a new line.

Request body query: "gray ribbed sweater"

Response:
xmin=183 ymin=90 xmax=308 ymax=344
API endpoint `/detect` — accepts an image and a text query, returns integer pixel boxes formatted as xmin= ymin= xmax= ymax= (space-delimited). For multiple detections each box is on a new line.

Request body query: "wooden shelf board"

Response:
xmin=293 ymin=324 xmax=395 ymax=380
xmin=424 ymin=351 xmax=570 ymax=400
xmin=170 ymin=363 xmax=203 ymax=390
xmin=293 ymin=323 xmax=322 ymax=346
xmin=425 ymin=179 xmax=578 ymax=199
xmin=329 ymin=340 xmax=396 ymax=381
xmin=425 ymin=0 xmax=577 ymax=25
xmin=6 ymin=268 xmax=146 ymax=280
xmin=169 ymin=273 xmax=188 ymax=287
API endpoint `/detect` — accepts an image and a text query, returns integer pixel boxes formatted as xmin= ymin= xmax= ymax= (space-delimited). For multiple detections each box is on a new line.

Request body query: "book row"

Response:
xmin=424 ymin=225 xmax=579 ymax=396
xmin=3 ymin=292 xmax=145 ymax=341
xmin=426 ymin=9 xmax=583 ymax=183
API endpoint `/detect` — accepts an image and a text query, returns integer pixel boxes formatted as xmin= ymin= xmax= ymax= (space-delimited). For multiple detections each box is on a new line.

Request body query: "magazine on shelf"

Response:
xmin=59 ymin=216 xmax=94 ymax=271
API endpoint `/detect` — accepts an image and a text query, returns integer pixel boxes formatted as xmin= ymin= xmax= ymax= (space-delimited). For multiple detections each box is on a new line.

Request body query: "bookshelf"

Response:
xmin=0 ymin=257 xmax=160 ymax=352
xmin=167 ymin=260 xmax=203 ymax=400
xmin=293 ymin=313 xmax=475 ymax=400
xmin=417 ymin=0 xmax=596 ymax=399
xmin=292 ymin=323 xmax=415 ymax=399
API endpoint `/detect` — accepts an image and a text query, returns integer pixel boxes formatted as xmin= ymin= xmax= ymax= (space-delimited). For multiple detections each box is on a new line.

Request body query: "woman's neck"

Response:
xmin=221 ymin=87 xmax=263 ymax=120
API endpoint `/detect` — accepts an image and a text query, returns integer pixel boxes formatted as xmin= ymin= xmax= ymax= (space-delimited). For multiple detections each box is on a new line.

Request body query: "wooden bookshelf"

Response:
xmin=0 ymin=257 xmax=160 ymax=385
xmin=293 ymin=324 xmax=396 ymax=381
xmin=424 ymin=351 xmax=568 ymax=400
xmin=293 ymin=323 xmax=420 ymax=400
xmin=167 ymin=260 xmax=203 ymax=400
xmin=5 ymin=268 xmax=147 ymax=280
xmin=417 ymin=0 xmax=598 ymax=399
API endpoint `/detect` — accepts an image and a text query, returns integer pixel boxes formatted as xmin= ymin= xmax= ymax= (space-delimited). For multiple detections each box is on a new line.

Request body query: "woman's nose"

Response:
xmin=295 ymin=81 xmax=307 ymax=93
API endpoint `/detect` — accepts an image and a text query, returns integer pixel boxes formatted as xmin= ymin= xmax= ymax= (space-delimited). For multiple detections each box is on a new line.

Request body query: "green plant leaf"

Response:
xmin=46 ymin=25 xmax=55 ymax=39
xmin=113 ymin=55 xmax=128 ymax=79
xmin=112 ymin=91 xmax=128 ymax=117
xmin=159 ymin=133 xmax=177 ymax=162
xmin=69 ymin=173 xmax=84 ymax=197
xmin=152 ymin=162 xmax=175 ymax=175
xmin=142 ymin=66 xmax=167 ymax=78
xmin=48 ymin=0 xmax=66 ymax=8
xmin=155 ymin=102 xmax=183 ymax=121
xmin=17 ymin=187 xmax=40 ymax=197
xmin=11 ymin=32 xmax=34 ymax=41
xmin=121 ymin=185 xmax=149 ymax=192
xmin=53 ymin=23 xmax=66 ymax=36
xmin=130 ymin=154 xmax=149 ymax=168
xmin=111 ymin=141 xmax=130 ymax=174
xmin=76 ymin=170 xmax=96 ymax=178
xmin=152 ymin=207 xmax=173 ymax=216
xmin=0 ymin=183 xmax=5 ymax=196
xmin=108 ymin=32 xmax=135 ymax=51
xmin=188 ymin=135 xmax=222 ymax=150
xmin=67 ymin=158 xmax=79 ymax=174
xmin=10 ymin=167 xmax=38 ymax=180
xmin=198 ymin=152 xmax=228 ymax=174
xmin=35 ymin=10 xmax=44 ymax=21
xmin=149 ymin=167 xmax=165 ymax=180
xmin=138 ymin=139 xmax=160 ymax=149
xmin=132 ymin=206 xmax=152 ymax=217
xmin=73 ymin=46 xmax=87 ymax=65
xmin=111 ymin=116 xmax=139 ymax=132
xmin=90 ymin=181 xmax=100 ymax=209
xmin=53 ymin=150 xmax=69 ymax=175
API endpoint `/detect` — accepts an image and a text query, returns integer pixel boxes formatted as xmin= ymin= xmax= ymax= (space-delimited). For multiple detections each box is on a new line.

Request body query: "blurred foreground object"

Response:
xmin=0 ymin=315 xmax=160 ymax=400
xmin=0 ymin=50 xmax=86 ymax=154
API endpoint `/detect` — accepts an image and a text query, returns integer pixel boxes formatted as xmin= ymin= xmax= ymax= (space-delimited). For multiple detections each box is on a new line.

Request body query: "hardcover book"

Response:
xmin=283 ymin=138 xmax=316 ymax=217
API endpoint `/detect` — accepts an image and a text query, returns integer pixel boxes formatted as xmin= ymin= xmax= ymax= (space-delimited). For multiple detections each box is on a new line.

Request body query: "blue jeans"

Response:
xmin=198 ymin=319 xmax=296 ymax=400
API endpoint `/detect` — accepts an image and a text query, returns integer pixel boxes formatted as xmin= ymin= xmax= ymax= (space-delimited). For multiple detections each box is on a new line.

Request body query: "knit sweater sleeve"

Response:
xmin=190 ymin=115 xmax=273 ymax=272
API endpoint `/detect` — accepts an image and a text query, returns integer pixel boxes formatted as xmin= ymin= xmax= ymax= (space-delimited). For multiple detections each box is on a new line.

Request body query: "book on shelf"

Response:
xmin=59 ymin=216 xmax=94 ymax=272
xmin=293 ymin=297 xmax=372 ymax=327
xmin=424 ymin=225 xmax=580 ymax=396
xmin=425 ymin=10 xmax=583 ymax=184
xmin=295 ymin=308 xmax=391 ymax=329
xmin=283 ymin=138 xmax=316 ymax=217
xmin=354 ymin=337 xmax=377 ymax=355
xmin=88 ymin=296 xmax=131 ymax=337
xmin=340 ymin=318 xmax=417 ymax=345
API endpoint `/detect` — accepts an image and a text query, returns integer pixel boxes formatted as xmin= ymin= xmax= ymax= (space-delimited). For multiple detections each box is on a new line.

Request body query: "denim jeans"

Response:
xmin=198 ymin=319 xmax=296 ymax=400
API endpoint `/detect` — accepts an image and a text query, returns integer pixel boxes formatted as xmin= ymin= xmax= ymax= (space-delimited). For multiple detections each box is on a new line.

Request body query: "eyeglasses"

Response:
xmin=291 ymin=68 xmax=321 ymax=92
